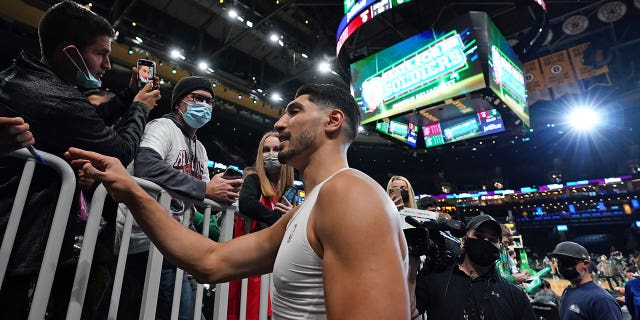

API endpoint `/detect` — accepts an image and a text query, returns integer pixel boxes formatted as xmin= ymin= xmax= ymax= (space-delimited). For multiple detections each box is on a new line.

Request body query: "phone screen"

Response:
xmin=282 ymin=186 xmax=297 ymax=204
xmin=137 ymin=59 xmax=156 ymax=89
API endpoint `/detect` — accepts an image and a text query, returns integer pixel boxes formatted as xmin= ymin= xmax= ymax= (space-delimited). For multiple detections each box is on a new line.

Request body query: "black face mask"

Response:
xmin=558 ymin=260 xmax=583 ymax=282
xmin=401 ymin=190 xmax=410 ymax=203
xmin=464 ymin=237 xmax=500 ymax=267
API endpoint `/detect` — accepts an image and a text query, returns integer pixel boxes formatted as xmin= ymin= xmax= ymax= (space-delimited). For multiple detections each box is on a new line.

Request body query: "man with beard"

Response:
xmin=64 ymin=84 xmax=410 ymax=319
xmin=549 ymin=241 xmax=622 ymax=320
xmin=414 ymin=214 xmax=536 ymax=320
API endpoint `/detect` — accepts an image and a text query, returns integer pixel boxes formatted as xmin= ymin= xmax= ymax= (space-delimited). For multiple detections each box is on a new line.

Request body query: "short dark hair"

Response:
xmin=295 ymin=84 xmax=361 ymax=143
xmin=38 ymin=1 xmax=115 ymax=58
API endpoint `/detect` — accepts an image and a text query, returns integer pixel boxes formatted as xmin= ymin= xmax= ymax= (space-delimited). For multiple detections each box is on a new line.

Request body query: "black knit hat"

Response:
xmin=171 ymin=76 xmax=214 ymax=110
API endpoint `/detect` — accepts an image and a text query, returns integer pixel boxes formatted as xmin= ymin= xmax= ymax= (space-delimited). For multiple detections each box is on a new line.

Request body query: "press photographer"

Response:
xmin=413 ymin=214 xmax=536 ymax=320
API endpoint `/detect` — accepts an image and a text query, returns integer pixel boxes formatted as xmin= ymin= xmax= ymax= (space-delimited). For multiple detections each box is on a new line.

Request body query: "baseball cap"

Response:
xmin=549 ymin=241 xmax=589 ymax=260
xmin=466 ymin=214 xmax=502 ymax=238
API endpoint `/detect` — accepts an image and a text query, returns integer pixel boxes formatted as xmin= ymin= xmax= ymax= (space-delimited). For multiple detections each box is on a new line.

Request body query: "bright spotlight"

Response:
xmin=269 ymin=34 xmax=279 ymax=42
xmin=198 ymin=62 xmax=208 ymax=70
xmin=318 ymin=61 xmax=331 ymax=73
xmin=228 ymin=10 xmax=238 ymax=18
xmin=170 ymin=49 xmax=181 ymax=59
xmin=271 ymin=93 xmax=283 ymax=102
xmin=567 ymin=106 xmax=600 ymax=131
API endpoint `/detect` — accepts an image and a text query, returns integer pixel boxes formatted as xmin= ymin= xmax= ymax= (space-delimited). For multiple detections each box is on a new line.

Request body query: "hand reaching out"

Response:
xmin=64 ymin=147 xmax=144 ymax=203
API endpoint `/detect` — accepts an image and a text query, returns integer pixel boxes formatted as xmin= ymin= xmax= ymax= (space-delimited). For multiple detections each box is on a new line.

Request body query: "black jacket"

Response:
xmin=238 ymin=174 xmax=283 ymax=226
xmin=0 ymin=51 xmax=149 ymax=275
xmin=416 ymin=264 xmax=537 ymax=320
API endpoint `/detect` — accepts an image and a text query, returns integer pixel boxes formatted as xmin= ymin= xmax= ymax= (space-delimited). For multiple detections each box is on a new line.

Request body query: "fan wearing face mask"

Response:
xmin=110 ymin=76 xmax=242 ymax=320
xmin=414 ymin=214 xmax=536 ymax=320
xmin=549 ymin=241 xmax=622 ymax=320
xmin=228 ymin=131 xmax=295 ymax=320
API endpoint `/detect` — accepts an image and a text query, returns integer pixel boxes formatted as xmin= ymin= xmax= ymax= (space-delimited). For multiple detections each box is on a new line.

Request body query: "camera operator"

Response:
xmin=414 ymin=214 xmax=536 ymax=320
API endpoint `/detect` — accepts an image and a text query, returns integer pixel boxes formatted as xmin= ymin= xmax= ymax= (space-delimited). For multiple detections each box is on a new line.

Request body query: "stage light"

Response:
xmin=170 ymin=49 xmax=181 ymax=59
xmin=318 ymin=61 xmax=331 ymax=73
xmin=228 ymin=10 xmax=238 ymax=18
xmin=271 ymin=93 xmax=283 ymax=102
xmin=567 ymin=106 xmax=600 ymax=131
xmin=269 ymin=34 xmax=279 ymax=42
xmin=198 ymin=62 xmax=208 ymax=71
xmin=127 ymin=47 xmax=134 ymax=55
xmin=171 ymin=67 xmax=177 ymax=74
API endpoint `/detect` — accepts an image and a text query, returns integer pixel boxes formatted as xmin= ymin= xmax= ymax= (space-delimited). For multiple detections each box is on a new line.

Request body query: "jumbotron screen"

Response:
xmin=423 ymin=108 xmax=505 ymax=148
xmin=350 ymin=27 xmax=485 ymax=124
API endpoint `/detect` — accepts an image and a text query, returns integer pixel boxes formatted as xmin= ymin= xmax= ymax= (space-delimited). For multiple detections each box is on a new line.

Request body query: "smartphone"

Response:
xmin=281 ymin=186 xmax=297 ymax=204
xmin=137 ymin=59 xmax=156 ymax=90
xmin=389 ymin=187 xmax=402 ymax=199
xmin=222 ymin=167 xmax=243 ymax=180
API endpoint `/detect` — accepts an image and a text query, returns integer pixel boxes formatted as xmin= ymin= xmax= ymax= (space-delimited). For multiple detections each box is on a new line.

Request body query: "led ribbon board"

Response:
xmin=351 ymin=29 xmax=485 ymax=124
xmin=337 ymin=0 xmax=411 ymax=56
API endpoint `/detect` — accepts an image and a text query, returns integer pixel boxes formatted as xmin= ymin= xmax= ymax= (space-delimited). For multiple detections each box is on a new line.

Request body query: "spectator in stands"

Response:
xmin=85 ymin=89 xmax=115 ymax=106
xmin=386 ymin=175 xmax=417 ymax=211
xmin=0 ymin=1 xmax=160 ymax=318
xmin=498 ymin=223 xmax=531 ymax=284
xmin=534 ymin=279 xmax=561 ymax=306
xmin=385 ymin=175 xmax=422 ymax=317
xmin=414 ymin=214 xmax=536 ymax=320
xmin=110 ymin=76 xmax=241 ymax=320
xmin=549 ymin=241 xmax=622 ymax=320
xmin=228 ymin=131 xmax=295 ymax=320
xmin=65 ymin=83 xmax=410 ymax=318
xmin=0 ymin=116 xmax=34 ymax=156
xmin=598 ymin=254 xmax=622 ymax=290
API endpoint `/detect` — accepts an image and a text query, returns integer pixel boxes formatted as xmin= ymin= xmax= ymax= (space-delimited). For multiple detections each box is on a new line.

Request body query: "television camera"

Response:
xmin=400 ymin=208 xmax=466 ymax=273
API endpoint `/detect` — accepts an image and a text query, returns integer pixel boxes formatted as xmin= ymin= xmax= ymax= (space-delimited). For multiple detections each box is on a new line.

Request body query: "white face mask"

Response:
xmin=63 ymin=46 xmax=102 ymax=89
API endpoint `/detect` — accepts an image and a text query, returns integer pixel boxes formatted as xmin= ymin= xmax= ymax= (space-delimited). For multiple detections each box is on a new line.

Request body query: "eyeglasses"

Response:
xmin=187 ymin=93 xmax=215 ymax=106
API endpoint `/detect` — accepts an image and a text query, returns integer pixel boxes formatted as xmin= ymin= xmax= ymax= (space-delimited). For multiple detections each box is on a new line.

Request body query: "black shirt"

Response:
xmin=415 ymin=264 xmax=536 ymax=320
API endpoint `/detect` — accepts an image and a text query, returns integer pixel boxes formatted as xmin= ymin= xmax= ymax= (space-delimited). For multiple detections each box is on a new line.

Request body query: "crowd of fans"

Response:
xmin=3 ymin=1 xmax=640 ymax=320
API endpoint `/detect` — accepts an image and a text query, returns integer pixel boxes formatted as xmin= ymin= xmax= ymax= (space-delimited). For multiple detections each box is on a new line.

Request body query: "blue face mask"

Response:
xmin=181 ymin=102 xmax=212 ymax=129
xmin=63 ymin=47 xmax=102 ymax=89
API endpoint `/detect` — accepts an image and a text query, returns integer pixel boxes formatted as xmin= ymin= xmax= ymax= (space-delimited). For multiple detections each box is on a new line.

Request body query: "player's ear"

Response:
xmin=325 ymin=109 xmax=344 ymax=136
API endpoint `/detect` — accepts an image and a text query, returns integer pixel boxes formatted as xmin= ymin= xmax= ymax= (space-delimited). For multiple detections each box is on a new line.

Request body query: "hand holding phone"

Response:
xmin=389 ymin=187 xmax=402 ymax=199
xmin=222 ymin=167 xmax=243 ymax=180
xmin=137 ymin=59 xmax=157 ymax=90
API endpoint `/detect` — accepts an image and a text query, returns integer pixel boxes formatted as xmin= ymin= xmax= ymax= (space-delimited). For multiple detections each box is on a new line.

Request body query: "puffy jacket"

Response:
xmin=0 ymin=51 xmax=149 ymax=275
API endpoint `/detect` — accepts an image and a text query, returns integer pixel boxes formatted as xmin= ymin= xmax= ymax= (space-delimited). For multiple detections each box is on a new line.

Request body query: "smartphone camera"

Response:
xmin=137 ymin=59 xmax=157 ymax=90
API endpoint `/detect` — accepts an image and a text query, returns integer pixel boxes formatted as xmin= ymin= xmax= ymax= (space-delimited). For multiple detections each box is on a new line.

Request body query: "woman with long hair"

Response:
xmin=386 ymin=175 xmax=417 ymax=210
xmin=386 ymin=175 xmax=420 ymax=318
xmin=227 ymin=131 xmax=295 ymax=320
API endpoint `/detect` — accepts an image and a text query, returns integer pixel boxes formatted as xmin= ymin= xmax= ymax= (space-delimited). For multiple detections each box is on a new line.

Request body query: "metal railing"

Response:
xmin=0 ymin=149 xmax=76 ymax=320
xmin=2 ymin=149 xmax=272 ymax=320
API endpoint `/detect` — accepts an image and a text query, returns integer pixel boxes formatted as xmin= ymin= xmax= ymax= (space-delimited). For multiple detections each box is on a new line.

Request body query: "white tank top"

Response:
xmin=271 ymin=168 xmax=350 ymax=319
